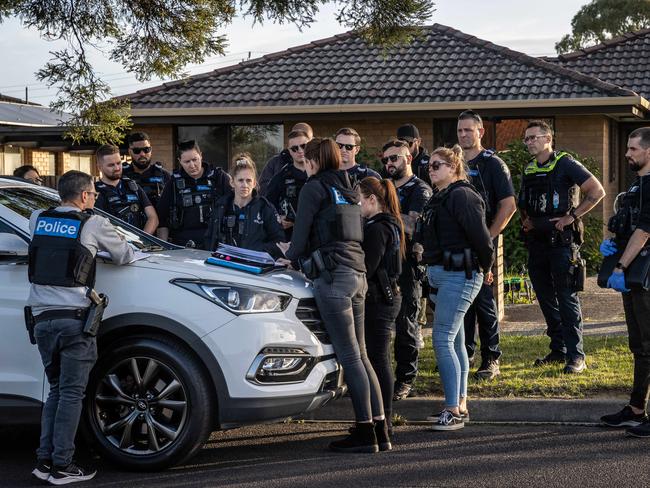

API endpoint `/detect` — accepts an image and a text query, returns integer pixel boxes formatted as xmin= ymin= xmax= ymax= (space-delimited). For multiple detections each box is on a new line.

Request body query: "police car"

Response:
xmin=0 ymin=177 xmax=342 ymax=470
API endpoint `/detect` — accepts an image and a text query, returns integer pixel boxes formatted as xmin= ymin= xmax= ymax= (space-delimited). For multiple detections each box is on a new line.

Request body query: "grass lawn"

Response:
xmin=412 ymin=335 xmax=632 ymax=398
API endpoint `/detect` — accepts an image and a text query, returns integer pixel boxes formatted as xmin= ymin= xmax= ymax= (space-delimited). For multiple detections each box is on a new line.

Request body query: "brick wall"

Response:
xmin=132 ymin=125 xmax=175 ymax=172
xmin=555 ymin=115 xmax=612 ymax=227
xmin=23 ymin=149 xmax=55 ymax=175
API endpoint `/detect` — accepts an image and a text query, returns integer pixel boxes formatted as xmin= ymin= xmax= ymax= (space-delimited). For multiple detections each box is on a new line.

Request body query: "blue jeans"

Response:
xmin=527 ymin=242 xmax=584 ymax=360
xmin=428 ymin=266 xmax=483 ymax=408
xmin=314 ymin=267 xmax=383 ymax=422
xmin=34 ymin=318 xmax=97 ymax=467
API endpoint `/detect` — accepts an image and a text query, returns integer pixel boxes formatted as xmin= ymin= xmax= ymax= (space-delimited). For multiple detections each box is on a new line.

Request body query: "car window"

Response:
xmin=0 ymin=186 xmax=178 ymax=252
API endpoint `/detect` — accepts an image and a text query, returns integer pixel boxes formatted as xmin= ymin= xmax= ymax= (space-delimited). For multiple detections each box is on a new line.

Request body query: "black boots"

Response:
xmin=374 ymin=419 xmax=392 ymax=451
xmin=329 ymin=422 xmax=379 ymax=453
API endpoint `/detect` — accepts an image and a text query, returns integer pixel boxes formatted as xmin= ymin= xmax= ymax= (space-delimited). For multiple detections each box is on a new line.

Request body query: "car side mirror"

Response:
xmin=0 ymin=232 xmax=29 ymax=258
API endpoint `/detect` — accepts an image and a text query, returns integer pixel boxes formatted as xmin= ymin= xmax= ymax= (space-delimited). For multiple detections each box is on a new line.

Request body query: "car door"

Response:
xmin=0 ymin=212 xmax=44 ymax=404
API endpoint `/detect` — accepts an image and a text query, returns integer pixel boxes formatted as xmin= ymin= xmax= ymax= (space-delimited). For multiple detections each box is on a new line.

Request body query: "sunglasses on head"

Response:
xmin=131 ymin=146 xmax=152 ymax=155
xmin=429 ymin=160 xmax=453 ymax=171
xmin=336 ymin=142 xmax=358 ymax=151
xmin=381 ymin=154 xmax=404 ymax=165
xmin=289 ymin=143 xmax=307 ymax=153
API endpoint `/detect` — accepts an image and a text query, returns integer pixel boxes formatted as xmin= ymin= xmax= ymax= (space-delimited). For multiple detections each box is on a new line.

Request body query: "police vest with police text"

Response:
xmin=96 ymin=178 xmax=146 ymax=229
xmin=170 ymin=166 xmax=227 ymax=229
xmin=521 ymin=151 xmax=577 ymax=218
xmin=310 ymin=180 xmax=363 ymax=250
xmin=28 ymin=209 xmax=96 ymax=288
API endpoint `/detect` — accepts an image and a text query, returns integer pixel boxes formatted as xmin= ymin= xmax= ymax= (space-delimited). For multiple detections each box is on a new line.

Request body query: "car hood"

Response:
xmin=123 ymin=248 xmax=314 ymax=298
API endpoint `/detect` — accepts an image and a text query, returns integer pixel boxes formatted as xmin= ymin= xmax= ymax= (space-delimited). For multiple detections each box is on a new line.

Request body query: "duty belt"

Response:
xmin=34 ymin=308 xmax=89 ymax=323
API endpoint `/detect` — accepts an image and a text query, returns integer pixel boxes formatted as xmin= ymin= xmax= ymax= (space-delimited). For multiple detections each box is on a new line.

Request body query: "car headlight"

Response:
xmin=171 ymin=279 xmax=292 ymax=314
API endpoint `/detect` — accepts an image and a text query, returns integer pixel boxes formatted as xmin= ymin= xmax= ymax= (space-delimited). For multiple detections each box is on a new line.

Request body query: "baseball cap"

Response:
xmin=396 ymin=124 xmax=420 ymax=142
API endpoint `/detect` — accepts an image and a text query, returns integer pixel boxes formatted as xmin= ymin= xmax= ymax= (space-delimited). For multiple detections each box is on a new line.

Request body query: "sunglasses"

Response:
xmin=336 ymin=142 xmax=358 ymax=151
xmin=289 ymin=143 xmax=307 ymax=153
xmin=381 ymin=154 xmax=405 ymax=165
xmin=523 ymin=135 xmax=546 ymax=143
xmin=131 ymin=146 xmax=152 ymax=154
xmin=429 ymin=160 xmax=453 ymax=171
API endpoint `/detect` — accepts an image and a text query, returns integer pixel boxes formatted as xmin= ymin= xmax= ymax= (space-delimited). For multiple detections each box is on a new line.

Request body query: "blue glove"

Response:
xmin=600 ymin=239 xmax=618 ymax=257
xmin=607 ymin=271 xmax=630 ymax=292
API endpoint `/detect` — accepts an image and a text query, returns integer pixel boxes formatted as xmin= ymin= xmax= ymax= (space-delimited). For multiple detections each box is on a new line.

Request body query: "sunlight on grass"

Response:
xmin=411 ymin=335 xmax=632 ymax=398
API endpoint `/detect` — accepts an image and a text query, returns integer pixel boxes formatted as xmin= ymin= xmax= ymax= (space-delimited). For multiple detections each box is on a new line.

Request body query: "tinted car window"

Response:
xmin=0 ymin=186 xmax=177 ymax=251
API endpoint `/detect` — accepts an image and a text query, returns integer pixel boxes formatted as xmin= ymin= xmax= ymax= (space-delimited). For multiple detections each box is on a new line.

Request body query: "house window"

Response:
xmin=176 ymin=124 xmax=283 ymax=172
xmin=0 ymin=145 xmax=22 ymax=175
xmin=67 ymin=154 xmax=92 ymax=174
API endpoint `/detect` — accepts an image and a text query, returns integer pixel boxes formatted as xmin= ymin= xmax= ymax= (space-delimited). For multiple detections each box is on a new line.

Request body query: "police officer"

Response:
xmin=265 ymin=129 xmax=310 ymax=240
xmin=27 ymin=170 xmax=133 ymax=484
xmin=156 ymin=140 xmax=231 ymax=249
xmin=397 ymin=123 xmax=431 ymax=188
xmin=122 ymin=131 xmax=171 ymax=209
xmin=600 ymin=127 xmax=650 ymax=437
xmin=359 ymin=176 xmax=405 ymax=438
xmin=457 ymin=110 xmax=517 ymax=380
xmin=205 ymin=154 xmax=285 ymax=257
xmin=520 ymin=120 xmax=605 ymax=373
xmin=382 ymin=139 xmax=433 ymax=401
xmin=94 ymin=144 xmax=159 ymax=234
xmin=335 ymin=127 xmax=381 ymax=187
xmin=278 ymin=138 xmax=387 ymax=453
xmin=259 ymin=122 xmax=313 ymax=194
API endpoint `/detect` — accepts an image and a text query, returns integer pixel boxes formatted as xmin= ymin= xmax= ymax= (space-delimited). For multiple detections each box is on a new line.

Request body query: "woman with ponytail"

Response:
xmin=359 ymin=176 xmax=405 ymax=442
xmin=280 ymin=138 xmax=386 ymax=453
xmin=416 ymin=145 xmax=494 ymax=431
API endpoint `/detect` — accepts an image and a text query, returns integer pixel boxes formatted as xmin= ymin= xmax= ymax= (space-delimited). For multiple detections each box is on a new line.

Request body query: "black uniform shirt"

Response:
xmin=346 ymin=164 xmax=381 ymax=187
xmin=466 ymin=149 xmax=515 ymax=225
xmin=122 ymin=162 xmax=170 ymax=208
xmin=396 ymin=175 xmax=432 ymax=239
xmin=412 ymin=147 xmax=431 ymax=187
xmin=95 ymin=179 xmax=151 ymax=216
xmin=633 ymin=174 xmax=650 ymax=234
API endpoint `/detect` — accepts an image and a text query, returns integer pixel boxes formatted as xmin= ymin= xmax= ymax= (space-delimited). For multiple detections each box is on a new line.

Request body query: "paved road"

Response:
xmin=2 ymin=422 xmax=647 ymax=487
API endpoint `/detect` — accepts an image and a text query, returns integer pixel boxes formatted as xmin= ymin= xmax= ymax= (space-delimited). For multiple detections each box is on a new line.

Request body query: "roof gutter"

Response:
xmin=130 ymin=96 xmax=649 ymax=117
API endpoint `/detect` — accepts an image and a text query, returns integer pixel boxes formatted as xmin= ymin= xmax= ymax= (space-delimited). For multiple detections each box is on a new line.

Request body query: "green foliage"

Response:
xmin=498 ymin=140 xmax=604 ymax=275
xmin=0 ymin=0 xmax=434 ymax=144
xmin=556 ymin=0 xmax=650 ymax=54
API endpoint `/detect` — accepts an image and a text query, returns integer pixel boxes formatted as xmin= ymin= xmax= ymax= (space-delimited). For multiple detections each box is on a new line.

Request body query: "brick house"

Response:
xmin=121 ymin=24 xmax=650 ymax=231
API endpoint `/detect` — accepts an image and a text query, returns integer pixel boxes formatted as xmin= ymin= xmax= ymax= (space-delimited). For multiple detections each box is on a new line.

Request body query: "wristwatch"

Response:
xmin=615 ymin=262 xmax=627 ymax=272
xmin=569 ymin=207 xmax=579 ymax=220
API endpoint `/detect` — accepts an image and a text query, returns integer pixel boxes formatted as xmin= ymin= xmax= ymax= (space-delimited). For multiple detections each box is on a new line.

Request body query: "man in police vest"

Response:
xmin=122 ymin=132 xmax=170 ymax=209
xmin=260 ymin=122 xmax=313 ymax=194
xmin=519 ymin=120 xmax=604 ymax=374
xmin=600 ymin=127 xmax=650 ymax=436
xmin=27 ymin=170 xmax=133 ymax=484
xmin=335 ymin=127 xmax=381 ymax=186
xmin=457 ymin=110 xmax=517 ymax=380
xmin=94 ymin=144 xmax=159 ymax=234
xmin=383 ymin=139 xmax=432 ymax=400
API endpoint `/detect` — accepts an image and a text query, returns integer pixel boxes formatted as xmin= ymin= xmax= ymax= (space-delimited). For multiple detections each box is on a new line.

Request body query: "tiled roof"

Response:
xmin=122 ymin=24 xmax=637 ymax=111
xmin=0 ymin=101 xmax=72 ymax=127
xmin=544 ymin=28 xmax=650 ymax=99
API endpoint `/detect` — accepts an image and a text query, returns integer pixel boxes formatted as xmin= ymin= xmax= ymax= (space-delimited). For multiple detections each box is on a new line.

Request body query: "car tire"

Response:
xmin=82 ymin=335 xmax=215 ymax=471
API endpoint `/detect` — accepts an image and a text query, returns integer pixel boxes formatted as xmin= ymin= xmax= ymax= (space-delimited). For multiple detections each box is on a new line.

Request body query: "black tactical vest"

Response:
xmin=520 ymin=151 xmax=577 ymax=218
xmin=28 ymin=209 xmax=96 ymax=288
xmin=170 ymin=166 xmax=224 ymax=230
xmin=609 ymin=177 xmax=645 ymax=244
xmin=123 ymin=162 xmax=168 ymax=206
xmin=310 ymin=180 xmax=363 ymax=250
xmin=95 ymin=178 xmax=146 ymax=229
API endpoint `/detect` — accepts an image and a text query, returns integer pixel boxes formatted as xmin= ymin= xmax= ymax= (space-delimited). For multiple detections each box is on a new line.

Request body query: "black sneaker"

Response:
xmin=32 ymin=459 xmax=51 ymax=481
xmin=534 ymin=352 xmax=566 ymax=367
xmin=393 ymin=382 xmax=413 ymax=401
xmin=601 ymin=405 xmax=648 ymax=428
xmin=475 ymin=359 xmax=500 ymax=380
xmin=426 ymin=409 xmax=469 ymax=423
xmin=626 ymin=418 xmax=650 ymax=438
xmin=48 ymin=462 xmax=96 ymax=485
xmin=563 ymin=357 xmax=587 ymax=374
xmin=430 ymin=410 xmax=464 ymax=431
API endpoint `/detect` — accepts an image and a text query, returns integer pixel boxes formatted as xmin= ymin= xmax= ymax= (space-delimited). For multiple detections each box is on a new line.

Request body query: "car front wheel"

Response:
xmin=83 ymin=335 xmax=215 ymax=470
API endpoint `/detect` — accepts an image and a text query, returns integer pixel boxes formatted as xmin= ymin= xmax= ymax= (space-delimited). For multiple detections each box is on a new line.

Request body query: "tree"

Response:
xmin=556 ymin=0 xmax=650 ymax=54
xmin=0 ymin=0 xmax=434 ymax=144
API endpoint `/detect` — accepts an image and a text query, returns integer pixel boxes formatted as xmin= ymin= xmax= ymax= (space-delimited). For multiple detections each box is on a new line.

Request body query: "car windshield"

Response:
xmin=0 ymin=186 xmax=178 ymax=251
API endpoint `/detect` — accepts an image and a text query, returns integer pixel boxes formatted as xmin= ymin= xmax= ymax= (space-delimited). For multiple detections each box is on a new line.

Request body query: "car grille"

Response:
xmin=296 ymin=298 xmax=330 ymax=344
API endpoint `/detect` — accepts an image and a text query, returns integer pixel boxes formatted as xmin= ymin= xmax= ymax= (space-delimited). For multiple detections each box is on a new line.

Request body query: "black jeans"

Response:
xmin=365 ymin=292 xmax=402 ymax=426
xmin=528 ymin=242 xmax=584 ymax=360
xmin=313 ymin=267 xmax=383 ymax=422
xmin=464 ymin=282 xmax=502 ymax=361
xmin=622 ymin=289 xmax=650 ymax=410
xmin=394 ymin=260 xmax=422 ymax=384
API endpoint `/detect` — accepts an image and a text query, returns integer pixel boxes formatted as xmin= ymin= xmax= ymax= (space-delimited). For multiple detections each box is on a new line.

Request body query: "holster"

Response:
xmin=83 ymin=289 xmax=108 ymax=337
xmin=568 ymin=250 xmax=587 ymax=292
xmin=442 ymin=248 xmax=475 ymax=279
xmin=24 ymin=306 xmax=36 ymax=345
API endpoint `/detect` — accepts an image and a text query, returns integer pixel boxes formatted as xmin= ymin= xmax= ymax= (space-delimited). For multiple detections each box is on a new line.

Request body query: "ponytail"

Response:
xmin=359 ymin=176 xmax=406 ymax=259
xmin=431 ymin=144 xmax=467 ymax=181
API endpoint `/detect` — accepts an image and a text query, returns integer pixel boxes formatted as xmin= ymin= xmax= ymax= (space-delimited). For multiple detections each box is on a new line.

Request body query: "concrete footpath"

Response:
xmin=301 ymin=396 xmax=628 ymax=424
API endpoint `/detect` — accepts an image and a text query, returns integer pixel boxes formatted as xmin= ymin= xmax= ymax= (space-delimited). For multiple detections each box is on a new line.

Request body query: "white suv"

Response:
xmin=0 ymin=177 xmax=342 ymax=470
